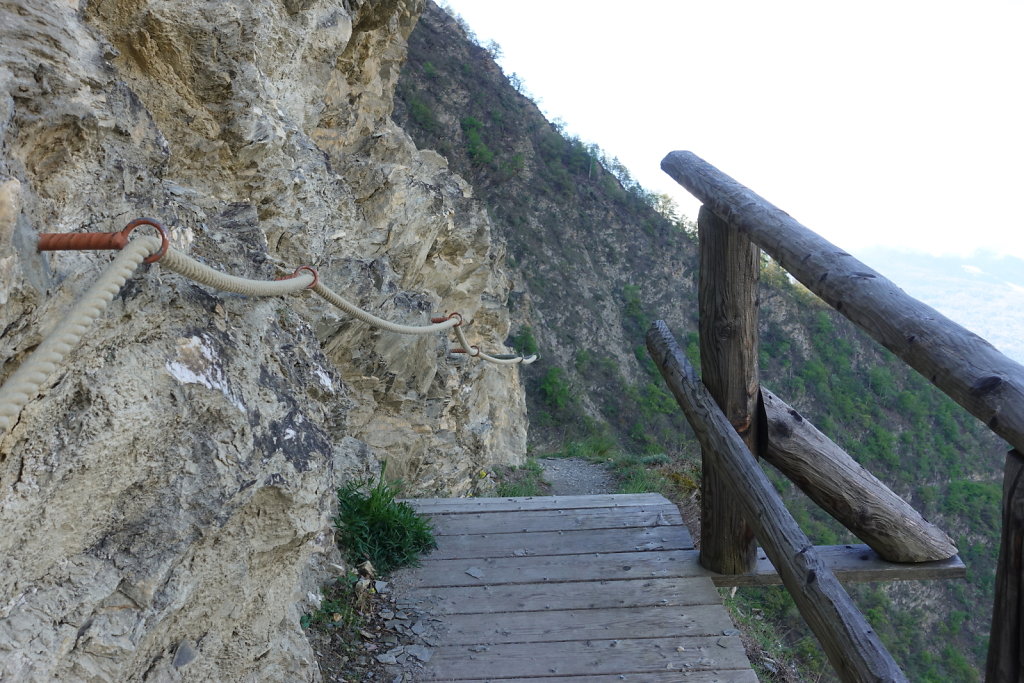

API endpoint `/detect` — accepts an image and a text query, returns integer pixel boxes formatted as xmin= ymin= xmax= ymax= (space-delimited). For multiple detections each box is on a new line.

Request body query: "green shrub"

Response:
xmin=539 ymin=367 xmax=571 ymax=409
xmin=509 ymin=326 xmax=539 ymax=356
xmin=461 ymin=117 xmax=495 ymax=166
xmin=408 ymin=96 xmax=439 ymax=133
xmin=334 ymin=466 xmax=437 ymax=576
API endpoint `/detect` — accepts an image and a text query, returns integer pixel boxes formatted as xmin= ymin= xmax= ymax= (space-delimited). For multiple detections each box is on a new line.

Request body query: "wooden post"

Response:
xmin=762 ymin=387 xmax=958 ymax=562
xmin=661 ymin=150 xmax=1024 ymax=457
xmin=697 ymin=205 xmax=760 ymax=574
xmin=647 ymin=321 xmax=907 ymax=682
xmin=987 ymin=449 xmax=1024 ymax=681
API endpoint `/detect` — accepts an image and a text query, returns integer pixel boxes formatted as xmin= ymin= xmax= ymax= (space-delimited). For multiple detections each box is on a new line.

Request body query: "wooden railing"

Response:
xmin=649 ymin=151 xmax=1024 ymax=682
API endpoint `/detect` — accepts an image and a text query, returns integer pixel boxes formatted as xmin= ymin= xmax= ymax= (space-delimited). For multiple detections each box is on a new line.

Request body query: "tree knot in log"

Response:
xmin=731 ymin=416 xmax=752 ymax=435
xmin=806 ymin=570 xmax=817 ymax=585
xmin=770 ymin=421 xmax=793 ymax=439
xmin=714 ymin=320 xmax=737 ymax=341
xmin=970 ymin=375 xmax=1004 ymax=396
xmin=787 ymin=408 xmax=803 ymax=423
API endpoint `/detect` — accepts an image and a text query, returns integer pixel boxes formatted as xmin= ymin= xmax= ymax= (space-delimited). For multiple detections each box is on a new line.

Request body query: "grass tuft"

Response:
xmin=300 ymin=573 xmax=361 ymax=630
xmin=494 ymin=458 xmax=551 ymax=497
xmin=334 ymin=464 xmax=437 ymax=576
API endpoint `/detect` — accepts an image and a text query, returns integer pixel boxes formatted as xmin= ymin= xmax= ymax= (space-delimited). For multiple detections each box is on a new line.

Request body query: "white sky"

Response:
xmin=440 ymin=1 xmax=1024 ymax=260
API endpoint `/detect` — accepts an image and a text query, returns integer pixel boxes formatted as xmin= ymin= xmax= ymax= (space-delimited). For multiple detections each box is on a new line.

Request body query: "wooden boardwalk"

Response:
xmin=398 ymin=493 xmax=758 ymax=682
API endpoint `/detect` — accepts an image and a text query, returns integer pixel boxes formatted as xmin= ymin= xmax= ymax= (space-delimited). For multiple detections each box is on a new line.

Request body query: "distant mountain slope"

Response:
xmin=857 ymin=247 xmax=1024 ymax=363
xmin=394 ymin=3 xmax=1006 ymax=680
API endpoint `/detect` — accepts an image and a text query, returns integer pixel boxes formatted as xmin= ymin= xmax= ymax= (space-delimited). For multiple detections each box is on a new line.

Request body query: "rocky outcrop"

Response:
xmin=0 ymin=0 xmax=526 ymax=680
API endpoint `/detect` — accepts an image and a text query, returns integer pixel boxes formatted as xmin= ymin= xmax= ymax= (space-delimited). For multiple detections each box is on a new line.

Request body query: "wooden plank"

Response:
xmin=426 ymin=525 xmax=693 ymax=560
xmin=762 ymin=387 xmax=958 ymax=562
xmin=410 ymin=545 xmax=963 ymax=591
xmin=421 ymin=635 xmax=751 ymax=680
xmin=405 ymin=493 xmax=668 ymax=514
xmin=408 ymin=550 xmax=701 ymax=588
xmin=423 ymin=505 xmax=683 ymax=536
xmin=987 ymin=449 xmax=1024 ymax=681
xmin=661 ymin=150 xmax=1024 ymax=457
xmin=647 ymin=321 xmax=907 ymax=682
xmin=697 ymin=205 xmax=760 ymax=574
xmin=707 ymin=545 xmax=967 ymax=587
xmin=433 ymin=604 xmax=736 ymax=645
xmin=397 ymin=577 xmax=722 ymax=615
xmin=456 ymin=673 xmax=759 ymax=683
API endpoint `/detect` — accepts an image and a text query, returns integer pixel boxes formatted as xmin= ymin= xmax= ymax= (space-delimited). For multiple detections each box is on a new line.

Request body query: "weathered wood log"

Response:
xmin=661 ymin=150 xmax=1024 ymax=457
xmin=697 ymin=206 xmax=760 ymax=573
xmin=987 ymin=449 xmax=1024 ymax=682
xmin=762 ymin=387 xmax=957 ymax=562
xmin=647 ymin=320 xmax=907 ymax=683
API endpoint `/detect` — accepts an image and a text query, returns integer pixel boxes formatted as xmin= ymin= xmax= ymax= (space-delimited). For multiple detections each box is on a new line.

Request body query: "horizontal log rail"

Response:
xmin=662 ymin=150 xmax=1024 ymax=457
xmin=647 ymin=321 xmax=907 ymax=682
xmin=707 ymin=544 xmax=965 ymax=587
xmin=762 ymin=388 xmax=957 ymax=562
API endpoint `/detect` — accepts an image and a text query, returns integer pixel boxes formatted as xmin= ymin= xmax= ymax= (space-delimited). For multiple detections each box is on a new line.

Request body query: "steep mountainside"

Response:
xmin=394 ymin=3 xmax=1008 ymax=680
xmin=0 ymin=0 xmax=526 ymax=679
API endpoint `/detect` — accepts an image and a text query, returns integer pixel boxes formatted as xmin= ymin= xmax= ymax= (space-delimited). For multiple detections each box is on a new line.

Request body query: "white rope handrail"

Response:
xmin=311 ymin=281 xmax=459 ymax=335
xmin=454 ymin=325 xmax=538 ymax=365
xmin=0 ymin=236 xmax=161 ymax=432
xmin=1 ymin=224 xmax=536 ymax=434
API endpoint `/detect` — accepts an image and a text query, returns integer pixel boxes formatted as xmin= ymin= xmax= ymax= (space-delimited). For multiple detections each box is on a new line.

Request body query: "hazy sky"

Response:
xmin=440 ymin=1 xmax=1024 ymax=260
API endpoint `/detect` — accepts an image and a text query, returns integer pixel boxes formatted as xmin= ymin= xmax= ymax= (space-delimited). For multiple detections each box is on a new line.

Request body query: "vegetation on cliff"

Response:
xmin=394 ymin=3 xmax=1006 ymax=680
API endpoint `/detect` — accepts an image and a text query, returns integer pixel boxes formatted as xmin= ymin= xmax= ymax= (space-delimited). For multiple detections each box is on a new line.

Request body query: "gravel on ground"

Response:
xmin=537 ymin=457 xmax=616 ymax=495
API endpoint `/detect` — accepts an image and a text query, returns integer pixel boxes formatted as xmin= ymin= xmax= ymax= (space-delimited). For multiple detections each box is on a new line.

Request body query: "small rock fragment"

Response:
xmin=405 ymin=645 xmax=433 ymax=662
xmin=465 ymin=566 xmax=485 ymax=579
xmin=172 ymin=640 xmax=196 ymax=669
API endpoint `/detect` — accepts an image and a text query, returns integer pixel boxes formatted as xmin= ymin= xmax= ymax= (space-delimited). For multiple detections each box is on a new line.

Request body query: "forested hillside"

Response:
xmin=393 ymin=3 xmax=1007 ymax=679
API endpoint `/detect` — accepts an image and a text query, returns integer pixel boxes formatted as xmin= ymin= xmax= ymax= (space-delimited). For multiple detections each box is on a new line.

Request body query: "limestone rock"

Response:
xmin=0 ymin=0 xmax=526 ymax=679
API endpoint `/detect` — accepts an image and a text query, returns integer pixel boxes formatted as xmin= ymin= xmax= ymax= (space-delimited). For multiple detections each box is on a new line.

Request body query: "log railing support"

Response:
xmin=762 ymin=388 xmax=957 ymax=562
xmin=648 ymin=321 xmax=907 ymax=682
xmin=987 ymin=449 xmax=1024 ymax=682
xmin=661 ymin=150 xmax=1024 ymax=457
xmin=697 ymin=206 xmax=760 ymax=573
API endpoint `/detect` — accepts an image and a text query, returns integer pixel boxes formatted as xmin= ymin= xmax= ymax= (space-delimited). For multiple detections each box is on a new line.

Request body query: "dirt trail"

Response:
xmin=537 ymin=457 xmax=616 ymax=495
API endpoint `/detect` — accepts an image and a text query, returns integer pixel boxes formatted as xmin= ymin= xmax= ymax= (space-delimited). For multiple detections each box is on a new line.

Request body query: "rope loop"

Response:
xmin=279 ymin=265 xmax=319 ymax=289
xmin=432 ymin=313 xmax=463 ymax=326
xmin=431 ymin=312 xmax=463 ymax=326
xmin=119 ymin=218 xmax=169 ymax=263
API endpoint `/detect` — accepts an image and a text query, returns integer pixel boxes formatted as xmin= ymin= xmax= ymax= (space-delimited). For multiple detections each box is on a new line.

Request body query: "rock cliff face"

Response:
xmin=0 ymin=1 xmax=526 ymax=680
